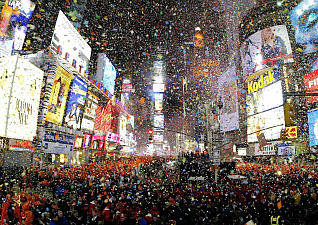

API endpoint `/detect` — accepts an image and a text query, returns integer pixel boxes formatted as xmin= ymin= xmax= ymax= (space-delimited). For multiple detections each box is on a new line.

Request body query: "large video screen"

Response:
xmin=64 ymin=76 xmax=88 ymax=129
xmin=46 ymin=66 xmax=73 ymax=125
xmin=247 ymin=106 xmax=285 ymax=142
xmin=246 ymin=80 xmax=283 ymax=116
xmin=241 ymin=25 xmax=293 ymax=79
xmin=290 ymin=0 xmax=318 ymax=55
xmin=96 ymin=53 xmax=117 ymax=95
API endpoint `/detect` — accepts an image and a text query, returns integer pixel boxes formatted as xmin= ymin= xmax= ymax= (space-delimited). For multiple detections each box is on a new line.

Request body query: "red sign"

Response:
xmin=94 ymin=101 xmax=116 ymax=133
xmin=9 ymin=139 xmax=35 ymax=151
xmin=304 ymin=69 xmax=318 ymax=103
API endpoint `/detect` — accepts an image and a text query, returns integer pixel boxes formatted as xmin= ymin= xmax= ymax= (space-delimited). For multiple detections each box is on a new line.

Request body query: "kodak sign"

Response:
xmin=246 ymin=67 xmax=279 ymax=94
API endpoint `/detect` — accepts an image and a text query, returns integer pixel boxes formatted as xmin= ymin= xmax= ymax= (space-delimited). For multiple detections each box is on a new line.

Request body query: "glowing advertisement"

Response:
xmin=9 ymin=139 xmax=34 ymax=151
xmin=118 ymin=114 xmax=127 ymax=141
xmin=218 ymin=65 xmax=239 ymax=132
xmin=154 ymin=114 xmax=164 ymax=130
xmin=83 ymin=134 xmax=91 ymax=148
xmin=155 ymin=99 xmax=163 ymax=112
xmin=153 ymin=83 xmax=165 ymax=92
xmin=81 ymin=91 xmax=99 ymax=131
xmin=153 ymin=133 xmax=164 ymax=142
xmin=304 ymin=69 xmax=318 ymax=103
xmin=254 ymin=143 xmax=276 ymax=156
xmin=0 ymin=0 xmax=35 ymax=51
xmin=0 ymin=56 xmax=44 ymax=141
xmin=290 ymin=0 xmax=318 ymax=55
xmin=74 ymin=136 xmax=83 ymax=148
xmin=241 ymin=25 xmax=293 ymax=79
xmin=277 ymin=143 xmax=296 ymax=156
xmin=91 ymin=135 xmax=105 ymax=150
xmin=154 ymin=93 xmax=163 ymax=100
xmin=247 ymin=107 xmax=285 ymax=143
xmin=51 ymin=11 xmax=91 ymax=76
xmin=46 ymin=66 xmax=73 ymax=125
xmin=308 ymin=109 xmax=318 ymax=147
xmin=246 ymin=81 xmax=283 ymax=116
xmin=94 ymin=101 xmax=118 ymax=134
xmin=96 ymin=53 xmax=116 ymax=95
xmin=42 ymin=130 xmax=75 ymax=154
xmin=64 ymin=76 xmax=88 ymax=129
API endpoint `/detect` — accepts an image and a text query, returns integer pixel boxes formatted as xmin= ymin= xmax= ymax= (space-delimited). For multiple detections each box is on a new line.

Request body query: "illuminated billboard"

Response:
xmin=0 ymin=0 xmax=35 ymax=51
xmin=94 ymin=101 xmax=119 ymax=134
xmin=81 ymin=91 xmax=99 ymax=131
xmin=155 ymin=99 xmax=163 ymax=112
xmin=304 ymin=69 xmax=318 ymax=103
xmin=154 ymin=114 xmax=164 ymax=130
xmin=96 ymin=53 xmax=116 ymax=95
xmin=51 ymin=10 xmax=91 ymax=76
xmin=308 ymin=109 xmax=318 ymax=147
xmin=0 ymin=56 xmax=44 ymax=141
xmin=153 ymin=83 xmax=165 ymax=92
xmin=290 ymin=0 xmax=318 ymax=55
xmin=241 ymin=25 xmax=293 ymax=79
xmin=246 ymin=68 xmax=284 ymax=143
xmin=218 ymin=65 xmax=239 ymax=132
xmin=246 ymin=81 xmax=283 ymax=116
xmin=247 ymin=107 xmax=285 ymax=142
xmin=42 ymin=130 xmax=75 ymax=154
xmin=64 ymin=76 xmax=88 ymax=129
xmin=154 ymin=93 xmax=163 ymax=100
xmin=46 ymin=66 xmax=73 ymax=125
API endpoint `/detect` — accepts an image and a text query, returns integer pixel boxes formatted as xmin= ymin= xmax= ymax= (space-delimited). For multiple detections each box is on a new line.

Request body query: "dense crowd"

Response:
xmin=0 ymin=153 xmax=317 ymax=225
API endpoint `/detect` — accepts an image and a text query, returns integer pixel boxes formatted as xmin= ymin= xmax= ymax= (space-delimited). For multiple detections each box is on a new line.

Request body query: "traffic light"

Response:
xmin=148 ymin=130 xmax=153 ymax=141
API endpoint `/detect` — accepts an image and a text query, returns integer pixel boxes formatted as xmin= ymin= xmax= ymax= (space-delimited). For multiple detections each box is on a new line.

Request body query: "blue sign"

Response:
xmin=64 ymin=76 xmax=88 ymax=129
xmin=308 ymin=109 xmax=318 ymax=146
xmin=103 ymin=58 xmax=116 ymax=95
xmin=42 ymin=130 xmax=75 ymax=154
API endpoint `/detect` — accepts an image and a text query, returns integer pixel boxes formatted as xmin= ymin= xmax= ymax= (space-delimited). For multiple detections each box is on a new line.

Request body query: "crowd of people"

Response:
xmin=0 ymin=153 xmax=316 ymax=225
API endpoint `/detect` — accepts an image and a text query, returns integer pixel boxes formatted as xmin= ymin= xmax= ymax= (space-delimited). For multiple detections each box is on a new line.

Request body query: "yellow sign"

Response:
xmin=247 ymin=69 xmax=275 ymax=94
xmin=285 ymin=126 xmax=297 ymax=139
xmin=46 ymin=66 xmax=73 ymax=125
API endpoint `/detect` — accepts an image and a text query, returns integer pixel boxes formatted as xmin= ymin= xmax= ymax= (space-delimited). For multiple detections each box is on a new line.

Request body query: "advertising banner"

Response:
xmin=94 ymin=101 xmax=118 ymax=134
xmin=153 ymin=83 xmax=165 ymax=92
xmin=42 ymin=130 xmax=75 ymax=154
xmin=91 ymin=135 xmax=105 ymax=150
xmin=0 ymin=0 xmax=35 ymax=51
xmin=0 ymin=56 xmax=44 ymax=141
xmin=246 ymin=80 xmax=283 ymax=116
xmin=81 ymin=91 xmax=99 ymax=131
xmin=254 ymin=143 xmax=276 ymax=156
xmin=155 ymin=99 xmax=163 ymax=112
xmin=96 ymin=53 xmax=116 ymax=95
xmin=218 ymin=65 xmax=239 ymax=132
xmin=9 ymin=139 xmax=34 ymax=151
xmin=118 ymin=114 xmax=127 ymax=142
xmin=64 ymin=76 xmax=88 ymax=129
xmin=46 ymin=66 xmax=73 ymax=125
xmin=153 ymin=133 xmax=164 ymax=142
xmin=74 ymin=136 xmax=83 ymax=148
xmin=51 ymin=10 xmax=91 ymax=76
xmin=290 ymin=0 xmax=318 ymax=55
xmin=241 ymin=25 xmax=293 ymax=79
xmin=154 ymin=93 xmax=163 ymax=100
xmin=83 ymin=134 xmax=91 ymax=148
xmin=277 ymin=143 xmax=296 ymax=156
xmin=304 ymin=69 xmax=318 ymax=103
xmin=308 ymin=109 xmax=318 ymax=147
xmin=247 ymin=107 xmax=285 ymax=142
xmin=154 ymin=114 xmax=164 ymax=130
